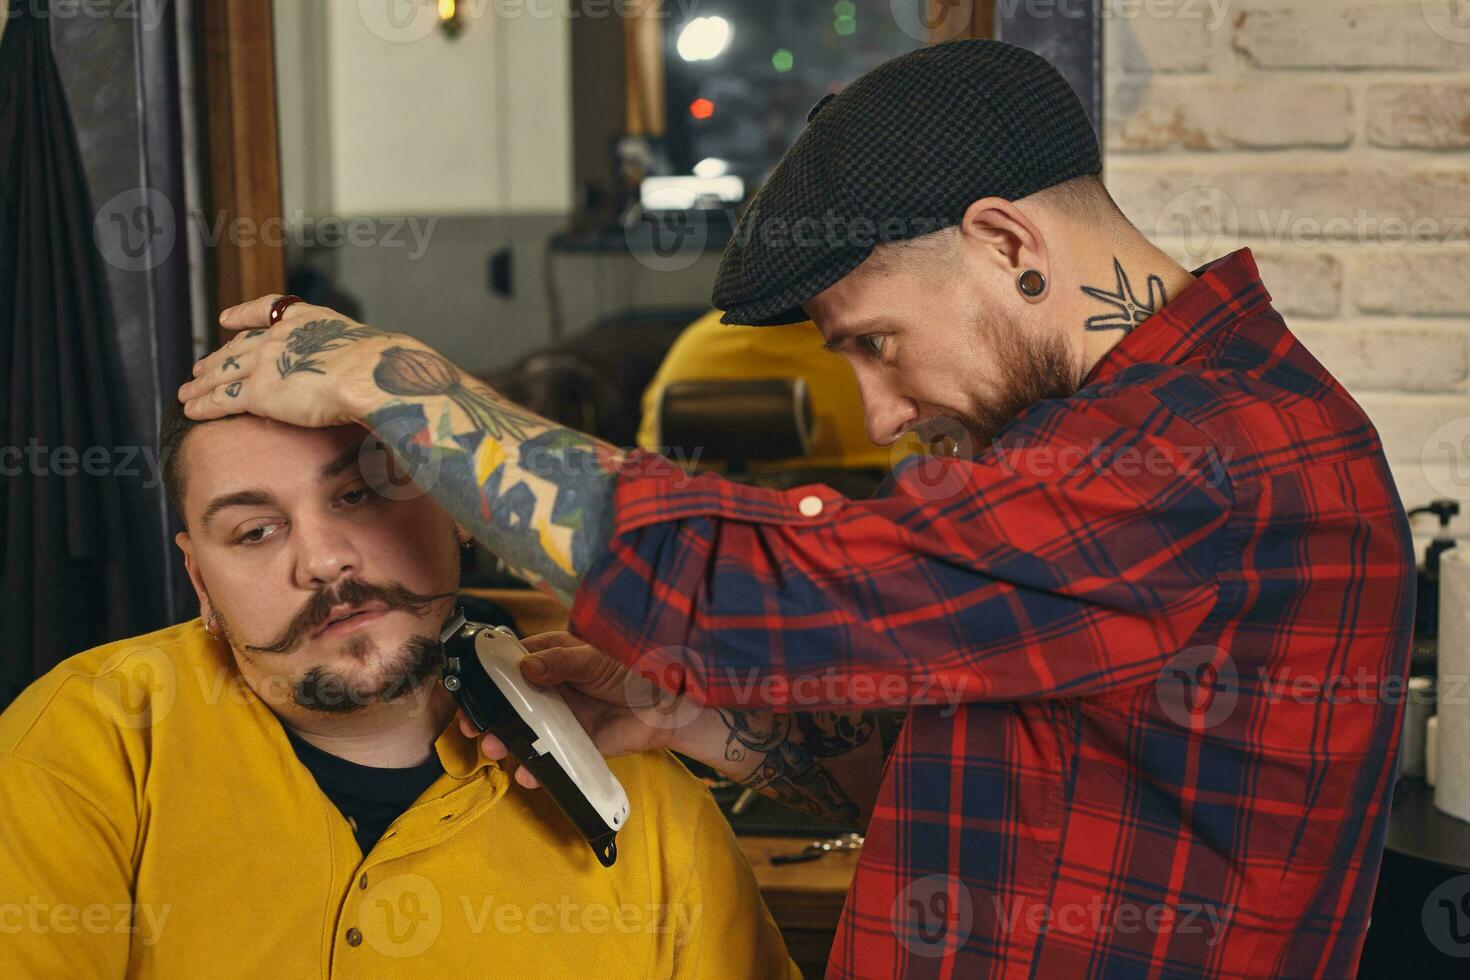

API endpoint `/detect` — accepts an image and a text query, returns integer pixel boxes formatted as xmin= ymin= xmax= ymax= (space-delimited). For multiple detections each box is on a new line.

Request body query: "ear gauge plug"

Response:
xmin=1017 ymin=270 xmax=1046 ymax=297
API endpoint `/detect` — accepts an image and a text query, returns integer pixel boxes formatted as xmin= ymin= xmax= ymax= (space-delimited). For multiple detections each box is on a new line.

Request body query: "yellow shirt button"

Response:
xmin=798 ymin=495 xmax=823 ymax=517
xmin=346 ymin=928 xmax=362 ymax=947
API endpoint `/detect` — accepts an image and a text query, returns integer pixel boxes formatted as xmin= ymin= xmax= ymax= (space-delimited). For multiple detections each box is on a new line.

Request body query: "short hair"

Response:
xmin=1027 ymin=173 xmax=1126 ymax=225
xmin=158 ymin=396 xmax=217 ymax=526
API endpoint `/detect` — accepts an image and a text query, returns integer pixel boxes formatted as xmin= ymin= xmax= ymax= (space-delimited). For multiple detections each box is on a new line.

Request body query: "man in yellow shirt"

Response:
xmin=0 ymin=404 xmax=795 ymax=977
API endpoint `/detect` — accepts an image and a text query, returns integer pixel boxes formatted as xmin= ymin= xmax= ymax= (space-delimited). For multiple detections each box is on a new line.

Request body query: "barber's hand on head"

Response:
xmin=176 ymin=295 xmax=430 ymax=427
xmin=457 ymin=631 xmax=681 ymax=790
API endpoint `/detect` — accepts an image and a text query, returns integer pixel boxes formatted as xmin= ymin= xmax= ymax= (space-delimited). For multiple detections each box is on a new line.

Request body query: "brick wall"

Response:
xmin=1102 ymin=0 xmax=1470 ymax=552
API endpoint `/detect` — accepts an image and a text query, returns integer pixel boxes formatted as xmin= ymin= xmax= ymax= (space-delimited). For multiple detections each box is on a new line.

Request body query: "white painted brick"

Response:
xmin=1357 ymin=395 xmax=1470 ymax=464
xmin=1353 ymin=251 xmax=1470 ymax=315
xmin=1232 ymin=2 xmax=1470 ymax=71
xmin=1106 ymin=4 xmax=1218 ymax=73
xmin=1368 ymin=82 xmax=1470 ymax=148
xmin=1293 ymin=322 xmax=1469 ymax=392
xmin=1111 ymin=168 xmax=1470 ymax=254
xmin=1252 ymin=249 xmax=1343 ymax=317
xmin=1108 ymin=79 xmax=1354 ymax=151
xmin=1153 ymin=244 xmax=1342 ymax=315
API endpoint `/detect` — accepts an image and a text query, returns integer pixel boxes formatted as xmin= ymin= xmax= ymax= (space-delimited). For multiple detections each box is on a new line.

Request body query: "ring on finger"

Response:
xmin=269 ymin=294 xmax=306 ymax=325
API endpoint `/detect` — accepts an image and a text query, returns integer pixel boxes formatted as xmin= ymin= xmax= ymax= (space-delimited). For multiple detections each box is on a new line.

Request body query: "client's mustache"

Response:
xmin=244 ymin=578 xmax=455 ymax=655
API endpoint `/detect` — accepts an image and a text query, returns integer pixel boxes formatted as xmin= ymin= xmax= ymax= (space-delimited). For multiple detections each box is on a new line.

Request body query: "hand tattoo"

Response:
xmin=221 ymin=355 xmax=241 ymax=371
xmin=276 ymin=318 xmax=389 ymax=378
xmin=1081 ymin=258 xmax=1168 ymax=333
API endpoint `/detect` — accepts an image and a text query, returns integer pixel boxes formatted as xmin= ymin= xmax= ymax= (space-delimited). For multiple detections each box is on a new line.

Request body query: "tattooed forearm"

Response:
xmin=717 ymin=709 xmax=879 ymax=829
xmin=360 ymin=346 xmax=621 ymax=606
xmin=1081 ymin=257 xmax=1167 ymax=333
xmin=277 ymin=319 xmax=391 ymax=378
xmin=375 ymin=347 xmax=541 ymax=441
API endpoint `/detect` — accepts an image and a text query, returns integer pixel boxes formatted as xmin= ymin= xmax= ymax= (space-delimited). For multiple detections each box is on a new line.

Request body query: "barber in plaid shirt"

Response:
xmin=187 ymin=41 xmax=1415 ymax=980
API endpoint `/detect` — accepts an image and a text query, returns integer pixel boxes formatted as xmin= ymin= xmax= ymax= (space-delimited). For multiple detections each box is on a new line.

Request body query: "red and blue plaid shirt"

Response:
xmin=570 ymin=250 xmax=1416 ymax=978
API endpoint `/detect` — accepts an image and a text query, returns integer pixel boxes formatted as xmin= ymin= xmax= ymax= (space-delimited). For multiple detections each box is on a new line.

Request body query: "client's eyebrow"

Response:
xmin=200 ymin=490 xmax=275 ymax=531
xmin=200 ymin=446 xmax=364 ymax=531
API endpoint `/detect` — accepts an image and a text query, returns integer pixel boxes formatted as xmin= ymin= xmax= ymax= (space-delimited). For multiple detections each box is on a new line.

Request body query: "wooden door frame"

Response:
xmin=929 ymin=0 xmax=995 ymax=42
xmin=201 ymin=0 xmax=285 ymax=344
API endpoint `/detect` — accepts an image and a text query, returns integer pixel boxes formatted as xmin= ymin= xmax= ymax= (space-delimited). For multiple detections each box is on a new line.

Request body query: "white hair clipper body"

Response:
xmin=439 ymin=610 xmax=630 ymax=867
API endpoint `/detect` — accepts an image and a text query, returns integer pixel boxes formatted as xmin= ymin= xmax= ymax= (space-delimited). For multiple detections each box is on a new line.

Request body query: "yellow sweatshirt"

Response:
xmin=0 ymin=619 xmax=798 ymax=978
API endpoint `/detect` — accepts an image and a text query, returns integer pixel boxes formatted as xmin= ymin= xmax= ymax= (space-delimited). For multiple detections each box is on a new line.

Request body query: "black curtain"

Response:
xmin=0 ymin=4 xmax=153 ymax=704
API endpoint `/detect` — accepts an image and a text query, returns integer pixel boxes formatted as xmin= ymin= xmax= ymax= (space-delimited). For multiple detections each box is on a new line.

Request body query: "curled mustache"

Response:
xmin=244 ymin=578 xmax=455 ymax=655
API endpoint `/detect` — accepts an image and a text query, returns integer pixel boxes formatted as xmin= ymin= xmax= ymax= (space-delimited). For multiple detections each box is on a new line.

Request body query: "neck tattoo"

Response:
xmin=1080 ymin=257 xmax=1168 ymax=334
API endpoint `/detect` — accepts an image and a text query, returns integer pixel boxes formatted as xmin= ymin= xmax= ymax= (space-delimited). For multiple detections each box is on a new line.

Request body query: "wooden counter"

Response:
xmin=736 ymin=835 xmax=858 ymax=976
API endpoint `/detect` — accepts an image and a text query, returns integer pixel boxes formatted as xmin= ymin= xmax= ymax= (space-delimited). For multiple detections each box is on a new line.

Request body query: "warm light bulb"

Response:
xmin=677 ymin=16 xmax=733 ymax=62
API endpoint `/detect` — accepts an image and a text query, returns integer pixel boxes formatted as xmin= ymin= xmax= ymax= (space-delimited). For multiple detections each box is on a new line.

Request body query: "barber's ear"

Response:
xmin=958 ymin=196 xmax=1048 ymax=288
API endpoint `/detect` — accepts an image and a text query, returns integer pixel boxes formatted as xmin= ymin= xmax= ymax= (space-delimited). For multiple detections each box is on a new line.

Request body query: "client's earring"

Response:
xmin=204 ymin=613 xmax=220 ymax=638
xmin=1017 ymin=270 xmax=1046 ymax=297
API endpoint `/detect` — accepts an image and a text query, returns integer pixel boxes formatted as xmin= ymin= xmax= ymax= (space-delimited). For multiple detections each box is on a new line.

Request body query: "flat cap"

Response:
xmin=714 ymin=40 xmax=1101 ymax=326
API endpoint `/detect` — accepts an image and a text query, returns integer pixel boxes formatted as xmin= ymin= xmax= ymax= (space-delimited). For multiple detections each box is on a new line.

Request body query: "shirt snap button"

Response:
xmin=798 ymin=495 xmax=823 ymax=517
xmin=358 ymin=873 xmax=368 ymax=890
xmin=346 ymin=928 xmax=362 ymax=947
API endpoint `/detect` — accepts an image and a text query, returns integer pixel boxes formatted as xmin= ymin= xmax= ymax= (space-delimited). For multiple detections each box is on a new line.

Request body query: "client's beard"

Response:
xmin=292 ymin=632 xmax=443 ymax=715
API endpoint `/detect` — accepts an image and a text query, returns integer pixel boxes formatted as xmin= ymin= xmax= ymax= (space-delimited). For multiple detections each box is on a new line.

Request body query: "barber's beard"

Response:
xmin=954 ymin=316 xmax=1080 ymax=451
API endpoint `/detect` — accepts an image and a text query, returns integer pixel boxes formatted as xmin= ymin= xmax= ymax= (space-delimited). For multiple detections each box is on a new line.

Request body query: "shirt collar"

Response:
xmin=1082 ymin=248 xmax=1272 ymax=388
xmin=434 ymin=717 xmax=501 ymax=780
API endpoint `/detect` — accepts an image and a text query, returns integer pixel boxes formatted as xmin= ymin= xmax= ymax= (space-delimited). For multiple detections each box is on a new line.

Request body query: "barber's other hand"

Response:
xmin=457 ymin=631 xmax=685 ymax=790
xmin=177 ymin=295 xmax=428 ymax=427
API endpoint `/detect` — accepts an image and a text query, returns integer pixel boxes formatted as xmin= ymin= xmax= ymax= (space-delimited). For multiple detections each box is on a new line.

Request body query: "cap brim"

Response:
xmin=716 ymin=245 xmax=872 ymax=327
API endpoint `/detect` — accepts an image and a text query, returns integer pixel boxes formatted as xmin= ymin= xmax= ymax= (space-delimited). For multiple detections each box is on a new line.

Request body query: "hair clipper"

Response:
xmin=439 ymin=609 xmax=630 ymax=867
